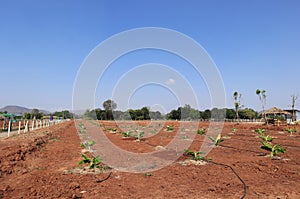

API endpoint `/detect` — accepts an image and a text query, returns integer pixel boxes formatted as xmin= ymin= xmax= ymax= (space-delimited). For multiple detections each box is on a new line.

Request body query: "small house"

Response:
xmin=284 ymin=109 xmax=300 ymax=122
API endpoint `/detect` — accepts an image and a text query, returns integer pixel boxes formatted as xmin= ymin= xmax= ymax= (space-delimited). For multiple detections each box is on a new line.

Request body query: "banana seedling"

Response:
xmin=285 ymin=127 xmax=297 ymax=136
xmin=133 ymin=129 xmax=144 ymax=141
xmin=122 ymin=131 xmax=131 ymax=138
xmin=261 ymin=141 xmax=286 ymax=157
xmin=78 ymin=154 xmax=102 ymax=169
xmin=209 ymin=133 xmax=224 ymax=146
xmin=184 ymin=149 xmax=205 ymax=161
xmin=197 ymin=128 xmax=206 ymax=135
xmin=255 ymin=128 xmax=265 ymax=136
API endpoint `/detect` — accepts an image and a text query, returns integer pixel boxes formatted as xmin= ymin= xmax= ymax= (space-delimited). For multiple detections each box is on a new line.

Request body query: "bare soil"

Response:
xmin=0 ymin=120 xmax=299 ymax=198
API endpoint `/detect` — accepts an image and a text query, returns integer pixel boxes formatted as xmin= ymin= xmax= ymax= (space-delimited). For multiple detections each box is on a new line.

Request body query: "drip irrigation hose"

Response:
xmin=205 ymin=159 xmax=247 ymax=199
xmin=96 ymin=171 xmax=112 ymax=183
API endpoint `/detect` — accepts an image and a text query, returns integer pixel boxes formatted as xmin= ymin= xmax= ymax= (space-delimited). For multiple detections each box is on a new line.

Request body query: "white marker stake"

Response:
xmin=26 ymin=121 xmax=29 ymax=132
xmin=31 ymin=120 xmax=34 ymax=131
xmin=24 ymin=120 xmax=27 ymax=133
xmin=18 ymin=121 xmax=21 ymax=134
xmin=8 ymin=120 xmax=11 ymax=137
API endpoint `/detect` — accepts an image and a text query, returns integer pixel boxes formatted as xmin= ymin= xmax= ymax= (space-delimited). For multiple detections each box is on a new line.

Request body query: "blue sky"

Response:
xmin=0 ymin=0 xmax=299 ymax=112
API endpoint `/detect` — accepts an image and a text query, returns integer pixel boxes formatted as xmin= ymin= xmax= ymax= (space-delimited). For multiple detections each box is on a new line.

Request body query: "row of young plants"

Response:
xmin=185 ymin=125 xmax=298 ymax=161
xmin=76 ymin=121 xmax=297 ymax=170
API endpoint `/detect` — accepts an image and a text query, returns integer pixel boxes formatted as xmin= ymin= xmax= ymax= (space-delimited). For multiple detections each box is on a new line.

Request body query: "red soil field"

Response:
xmin=0 ymin=120 xmax=299 ymax=198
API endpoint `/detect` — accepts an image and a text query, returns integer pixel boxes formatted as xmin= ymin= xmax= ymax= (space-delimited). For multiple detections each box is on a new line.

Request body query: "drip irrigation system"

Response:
xmin=96 ymin=171 xmax=112 ymax=183
xmin=205 ymin=159 xmax=247 ymax=199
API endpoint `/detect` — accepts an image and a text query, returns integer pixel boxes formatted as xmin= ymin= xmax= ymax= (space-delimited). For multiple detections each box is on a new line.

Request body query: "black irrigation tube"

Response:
xmin=205 ymin=159 xmax=247 ymax=199
xmin=95 ymin=171 xmax=112 ymax=183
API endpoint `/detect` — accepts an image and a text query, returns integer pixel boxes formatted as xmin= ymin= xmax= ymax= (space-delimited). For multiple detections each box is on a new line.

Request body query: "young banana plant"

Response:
xmin=184 ymin=149 xmax=205 ymax=161
xmin=209 ymin=133 xmax=224 ymax=146
xmin=78 ymin=154 xmax=102 ymax=169
xmin=260 ymin=141 xmax=286 ymax=157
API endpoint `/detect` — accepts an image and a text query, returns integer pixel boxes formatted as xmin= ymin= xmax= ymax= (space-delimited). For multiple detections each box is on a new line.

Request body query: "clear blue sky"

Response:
xmin=1 ymin=0 xmax=299 ymax=112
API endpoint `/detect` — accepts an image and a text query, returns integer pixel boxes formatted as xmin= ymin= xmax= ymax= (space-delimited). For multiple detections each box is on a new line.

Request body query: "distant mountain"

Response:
xmin=0 ymin=105 xmax=50 ymax=114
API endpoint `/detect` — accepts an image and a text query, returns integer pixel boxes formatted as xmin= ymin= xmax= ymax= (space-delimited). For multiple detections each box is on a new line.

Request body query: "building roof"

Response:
xmin=284 ymin=109 xmax=300 ymax=112
xmin=262 ymin=107 xmax=292 ymax=116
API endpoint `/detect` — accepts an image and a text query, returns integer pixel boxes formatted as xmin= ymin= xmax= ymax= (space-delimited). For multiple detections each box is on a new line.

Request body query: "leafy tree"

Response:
xmin=190 ymin=109 xmax=201 ymax=120
xmin=83 ymin=109 xmax=97 ymax=119
xmin=239 ymin=108 xmax=258 ymax=119
xmin=31 ymin=109 xmax=43 ymax=119
xmin=141 ymin=107 xmax=150 ymax=120
xmin=200 ymin=109 xmax=211 ymax=120
xmin=167 ymin=109 xmax=181 ymax=120
xmin=149 ymin=111 xmax=163 ymax=120
xmin=53 ymin=110 xmax=73 ymax=119
xmin=226 ymin=108 xmax=236 ymax=119
xmin=211 ymin=108 xmax=226 ymax=120
xmin=103 ymin=99 xmax=117 ymax=110
xmin=103 ymin=99 xmax=117 ymax=120
xmin=23 ymin=112 xmax=32 ymax=120
xmin=180 ymin=104 xmax=192 ymax=120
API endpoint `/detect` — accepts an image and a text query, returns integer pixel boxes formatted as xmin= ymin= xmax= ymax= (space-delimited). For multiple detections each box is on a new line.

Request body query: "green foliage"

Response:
xmin=80 ymin=140 xmax=95 ymax=149
xmin=78 ymin=154 xmax=102 ymax=169
xmin=226 ymin=109 xmax=236 ymax=119
xmin=122 ymin=131 xmax=131 ymax=138
xmin=103 ymin=99 xmax=117 ymax=111
xmin=230 ymin=127 xmax=236 ymax=133
xmin=209 ymin=134 xmax=224 ymax=146
xmin=78 ymin=123 xmax=86 ymax=134
xmin=257 ymin=130 xmax=286 ymax=157
xmin=184 ymin=149 xmax=205 ymax=161
xmin=128 ymin=107 xmax=150 ymax=120
xmin=260 ymin=142 xmax=286 ymax=157
xmin=106 ymin=127 xmax=117 ymax=132
xmin=239 ymin=108 xmax=258 ymax=119
xmin=259 ymin=134 xmax=274 ymax=142
xmin=133 ymin=130 xmax=144 ymax=141
xmin=53 ymin=110 xmax=73 ymax=119
xmin=197 ymin=128 xmax=206 ymax=135
xmin=285 ymin=127 xmax=297 ymax=136
xmin=102 ymin=99 xmax=117 ymax=120
xmin=166 ymin=125 xmax=174 ymax=131
xmin=255 ymin=128 xmax=265 ymax=136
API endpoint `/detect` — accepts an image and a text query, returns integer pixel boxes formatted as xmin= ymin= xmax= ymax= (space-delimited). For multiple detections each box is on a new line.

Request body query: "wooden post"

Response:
xmin=18 ymin=120 xmax=21 ymax=134
xmin=8 ymin=120 xmax=11 ymax=137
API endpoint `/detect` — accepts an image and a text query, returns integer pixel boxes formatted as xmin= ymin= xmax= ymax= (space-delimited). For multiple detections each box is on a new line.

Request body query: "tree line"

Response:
xmin=82 ymin=99 xmax=258 ymax=121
